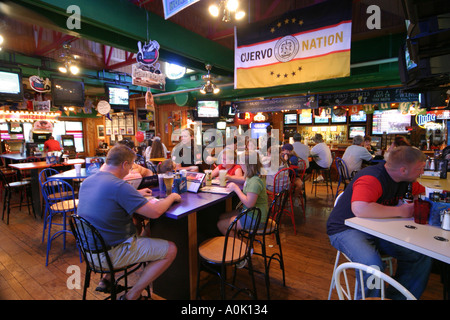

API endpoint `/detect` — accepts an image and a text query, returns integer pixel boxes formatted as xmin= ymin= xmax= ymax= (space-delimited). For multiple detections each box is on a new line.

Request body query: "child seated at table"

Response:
xmin=211 ymin=149 xmax=244 ymax=184
xmin=217 ymin=151 xmax=268 ymax=236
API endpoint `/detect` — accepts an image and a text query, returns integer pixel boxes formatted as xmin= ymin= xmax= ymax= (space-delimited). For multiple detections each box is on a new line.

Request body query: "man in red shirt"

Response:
xmin=44 ymin=136 xmax=61 ymax=152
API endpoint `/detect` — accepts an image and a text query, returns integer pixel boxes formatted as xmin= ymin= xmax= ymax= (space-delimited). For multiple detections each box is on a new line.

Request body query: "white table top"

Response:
xmin=345 ymin=217 xmax=450 ymax=264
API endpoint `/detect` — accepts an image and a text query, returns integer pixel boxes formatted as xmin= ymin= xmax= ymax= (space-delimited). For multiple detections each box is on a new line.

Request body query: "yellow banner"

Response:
xmin=235 ymin=51 xmax=350 ymax=89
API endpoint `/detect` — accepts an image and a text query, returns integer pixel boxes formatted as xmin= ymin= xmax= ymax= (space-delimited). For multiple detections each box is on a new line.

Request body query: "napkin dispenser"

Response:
xmin=441 ymin=210 xmax=450 ymax=231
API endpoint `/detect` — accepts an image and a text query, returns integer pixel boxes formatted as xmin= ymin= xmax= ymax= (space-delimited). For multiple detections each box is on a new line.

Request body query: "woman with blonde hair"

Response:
xmin=172 ymin=128 xmax=201 ymax=172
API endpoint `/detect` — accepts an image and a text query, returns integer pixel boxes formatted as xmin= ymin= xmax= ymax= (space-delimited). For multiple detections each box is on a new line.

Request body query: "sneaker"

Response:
xmin=236 ymin=259 xmax=248 ymax=269
xmin=314 ymin=175 xmax=324 ymax=182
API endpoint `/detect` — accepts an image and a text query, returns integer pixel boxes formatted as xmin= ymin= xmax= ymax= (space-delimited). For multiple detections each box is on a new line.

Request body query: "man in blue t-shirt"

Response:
xmin=77 ymin=144 xmax=181 ymax=300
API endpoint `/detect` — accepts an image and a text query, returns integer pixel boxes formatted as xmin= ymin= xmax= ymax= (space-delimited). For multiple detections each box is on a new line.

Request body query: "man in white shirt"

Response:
xmin=342 ymin=135 xmax=374 ymax=176
xmin=307 ymin=134 xmax=333 ymax=181
xmin=310 ymin=134 xmax=332 ymax=169
xmin=292 ymin=133 xmax=310 ymax=169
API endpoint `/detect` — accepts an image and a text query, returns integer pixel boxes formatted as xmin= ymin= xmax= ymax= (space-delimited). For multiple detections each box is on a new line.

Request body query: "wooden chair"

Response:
xmin=69 ymin=214 xmax=150 ymax=300
xmin=253 ymin=189 xmax=289 ymax=299
xmin=196 ymin=207 xmax=262 ymax=300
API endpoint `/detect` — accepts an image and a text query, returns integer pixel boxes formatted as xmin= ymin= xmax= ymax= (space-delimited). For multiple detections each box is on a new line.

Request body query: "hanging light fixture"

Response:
xmin=200 ymin=64 xmax=220 ymax=95
xmin=58 ymin=44 xmax=80 ymax=75
xmin=209 ymin=0 xmax=245 ymax=22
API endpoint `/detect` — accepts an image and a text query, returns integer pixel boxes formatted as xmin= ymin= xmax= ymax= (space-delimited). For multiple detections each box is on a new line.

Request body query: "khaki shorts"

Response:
xmin=90 ymin=235 xmax=169 ymax=270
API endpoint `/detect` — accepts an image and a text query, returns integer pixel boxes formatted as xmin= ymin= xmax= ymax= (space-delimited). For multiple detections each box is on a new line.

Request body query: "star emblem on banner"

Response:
xmin=269 ymin=66 xmax=302 ymax=79
xmin=269 ymin=17 xmax=304 ymax=33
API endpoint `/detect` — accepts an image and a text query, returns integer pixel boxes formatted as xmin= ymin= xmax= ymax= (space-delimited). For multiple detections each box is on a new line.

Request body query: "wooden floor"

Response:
xmin=0 ymin=181 xmax=445 ymax=301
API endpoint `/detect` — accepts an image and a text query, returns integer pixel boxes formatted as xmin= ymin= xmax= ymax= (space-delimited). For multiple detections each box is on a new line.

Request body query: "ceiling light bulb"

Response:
xmin=59 ymin=66 xmax=67 ymax=73
xmin=69 ymin=65 xmax=79 ymax=75
xmin=0 ymin=35 xmax=4 ymax=45
xmin=226 ymin=0 xmax=239 ymax=12
xmin=213 ymin=87 xmax=220 ymax=94
xmin=235 ymin=10 xmax=245 ymax=20
xmin=209 ymin=4 xmax=220 ymax=17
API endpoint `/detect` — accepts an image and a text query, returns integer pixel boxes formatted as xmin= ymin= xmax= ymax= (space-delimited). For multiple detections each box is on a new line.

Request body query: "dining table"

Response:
xmin=8 ymin=159 xmax=85 ymax=216
xmin=418 ymin=175 xmax=450 ymax=191
xmin=345 ymin=216 xmax=450 ymax=299
xmin=148 ymin=188 xmax=235 ymax=300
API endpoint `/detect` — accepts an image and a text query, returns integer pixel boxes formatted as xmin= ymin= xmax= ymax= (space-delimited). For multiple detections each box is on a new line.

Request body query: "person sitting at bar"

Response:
xmin=43 ymin=135 xmax=61 ymax=153
xmin=157 ymin=159 xmax=176 ymax=174
xmin=211 ymin=149 xmax=244 ymax=184
xmin=217 ymin=151 xmax=268 ymax=238
xmin=280 ymin=143 xmax=304 ymax=204
xmin=172 ymin=128 xmax=201 ymax=172
xmin=292 ymin=133 xmax=310 ymax=169
xmin=363 ymin=135 xmax=376 ymax=155
xmin=384 ymin=135 xmax=411 ymax=162
xmin=326 ymin=146 xmax=431 ymax=299
xmin=306 ymin=133 xmax=333 ymax=182
xmin=76 ymin=144 xmax=181 ymax=300
xmin=118 ymin=139 xmax=153 ymax=177
xmin=342 ymin=135 xmax=374 ymax=177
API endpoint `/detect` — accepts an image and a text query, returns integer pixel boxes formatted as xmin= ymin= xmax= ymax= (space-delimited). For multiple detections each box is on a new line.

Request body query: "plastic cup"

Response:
xmin=163 ymin=174 xmax=174 ymax=196
xmin=204 ymin=170 xmax=212 ymax=186
xmin=158 ymin=174 xmax=165 ymax=196
xmin=219 ymin=169 xmax=227 ymax=187
xmin=74 ymin=163 xmax=81 ymax=175
xmin=413 ymin=199 xmax=431 ymax=224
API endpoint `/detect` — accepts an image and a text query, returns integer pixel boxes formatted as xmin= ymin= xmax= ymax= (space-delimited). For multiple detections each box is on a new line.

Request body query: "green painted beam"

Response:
xmin=12 ymin=0 xmax=234 ymax=75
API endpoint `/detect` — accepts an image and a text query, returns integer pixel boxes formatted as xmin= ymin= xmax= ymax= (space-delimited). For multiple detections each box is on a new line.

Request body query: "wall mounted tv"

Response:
xmin=8 ymin=122 xmax=23 ymax=134
xmin=349 ymin=126 xmax=366 ymax=138
xmin=331 ymin=112 xmax=347 ymax=124
xmin=350 ymin=110 xmax=367 ymax=122
xmin=284 ymin=113 xmax=297 ymax=125
xmin=298 ymin=110 xmax=312 ymax=124
xmin=372 ymin=110 xmax=412 ymax=135
xmin=107 ymin=86 xmax=129 ymax=108
xmin=195 ymin=100 xmax=220 ymax=121
xmin=51 ymin=78 xmax=85 ymax=107
xmin=0 ymin=70 xmax=23 ymax=102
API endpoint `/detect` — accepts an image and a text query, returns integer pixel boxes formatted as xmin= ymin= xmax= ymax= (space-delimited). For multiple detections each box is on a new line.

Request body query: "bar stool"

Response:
xmin=0 ymin=169 xmax=35 ymax=225
xmin=310 ymin=165 xmax=333 ymax=198
xmin=41 ymin=178 xmax=79 ymax=266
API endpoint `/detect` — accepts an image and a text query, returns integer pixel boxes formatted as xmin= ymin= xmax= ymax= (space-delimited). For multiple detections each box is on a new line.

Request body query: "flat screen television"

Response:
xmin=331 ymin=113 xmax=347 ymax=124
xmin=298 ymin=110 xmax=312 ymax=124
xmin=8 ymin=122 xmax=23 ymax=134
xmin=350 ymin=110 xmax=367 ymax=122
xmin=284 ymin=113 xmax=297 ymax=125
xmin=0 ymin=71 xmax=23 ymax=102
xmin=250 ymin=122 xmax=270 ymax=139
xmin=51 ymin=78 xmax=85 ymax=107
xmin=349 ymin=126 xmax=366 ymax=138
xmin=62 ymin=138 xmax=74 ymax=147
xmin=107 ymin=86 xmax=129 ymax=107
xmin=197 ymin=100 xmax=219 ymax=119
xmin=314 ymin=116 xmax=329 ymax=124
xmin=372 ymin=110 xmax=412 ymax=135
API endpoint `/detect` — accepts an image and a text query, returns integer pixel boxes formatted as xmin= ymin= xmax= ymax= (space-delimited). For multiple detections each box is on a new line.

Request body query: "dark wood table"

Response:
xmin=149 ymin=188 xmax=234 ymax=299
xmin=9 ymin=159 xmax=85 ymax=216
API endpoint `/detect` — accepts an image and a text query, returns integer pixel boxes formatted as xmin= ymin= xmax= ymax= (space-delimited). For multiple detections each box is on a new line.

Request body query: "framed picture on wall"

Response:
xmin=97 ymin=125 xmax=105 ymax=139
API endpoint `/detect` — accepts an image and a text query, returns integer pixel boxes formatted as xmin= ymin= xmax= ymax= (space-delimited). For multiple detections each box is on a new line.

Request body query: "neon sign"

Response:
xmin=416 ymin=113 xmax=436 ymax=128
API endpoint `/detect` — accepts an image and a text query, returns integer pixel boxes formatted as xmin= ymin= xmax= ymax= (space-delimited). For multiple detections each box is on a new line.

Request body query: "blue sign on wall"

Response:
xmin=163 ymin=0 xmax=200 ymax=19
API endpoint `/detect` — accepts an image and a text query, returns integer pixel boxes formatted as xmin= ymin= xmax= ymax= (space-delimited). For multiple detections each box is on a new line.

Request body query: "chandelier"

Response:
xmin=200 ymin=64 xmax=220 ymax=95
xmin=209 ymin=0 xmax=245 ymax=22
xmin=58 ymin=44 xmax=80 ymax=75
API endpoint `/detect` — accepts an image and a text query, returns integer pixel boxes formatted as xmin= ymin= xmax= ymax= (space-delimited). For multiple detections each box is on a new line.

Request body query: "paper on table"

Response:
xmin=200 ymin=186 xmax=232 ymax=194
